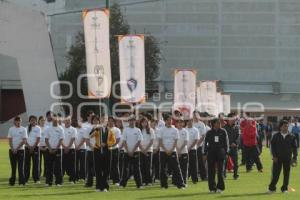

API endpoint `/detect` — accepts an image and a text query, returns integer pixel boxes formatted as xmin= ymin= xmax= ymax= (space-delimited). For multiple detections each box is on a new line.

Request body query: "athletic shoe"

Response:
xmin=216 ymin=189 xmax=223 ymax=194
xmin=282 ymin=190 xmax=288 ymax=194
xmin=267 ymin=190 xmax=276 ymax=194
xmin=115 ymin=183 xmax=120 ymax=186
xmin=95 ymin=189 xmax=101 ymax=192
xmin=210 ymin=190 xmax=216 ymax=193
xmin=102 ymin=189 xmax=108 ymax=192
xmin=56 ymin=184 xmax=62 ymax=187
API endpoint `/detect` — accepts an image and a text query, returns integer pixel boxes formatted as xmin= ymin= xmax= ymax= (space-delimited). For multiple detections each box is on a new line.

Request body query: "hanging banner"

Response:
xmin=217 ymin=92 xmax=224 ymax=115
xmin=222 ymin=94 xmax=231 ymax=115
xmin=83 ymin=9 xmax=111 ymax=98
xmin=197 ymin=81 xmax=218 ymax=116
xmin=118 ymin=35 xmax=146 ymax=103
xmin=174 ymin=69 xmax=197 ymax=119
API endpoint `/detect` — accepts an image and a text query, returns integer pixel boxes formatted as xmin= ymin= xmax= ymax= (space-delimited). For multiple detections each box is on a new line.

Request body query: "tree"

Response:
xmin=60 ymin=3 xmax=161 ymax=117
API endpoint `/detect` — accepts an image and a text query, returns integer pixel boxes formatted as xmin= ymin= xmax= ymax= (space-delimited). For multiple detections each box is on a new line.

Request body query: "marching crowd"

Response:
xmin=7 ymin=110 xmax=299 ymax=193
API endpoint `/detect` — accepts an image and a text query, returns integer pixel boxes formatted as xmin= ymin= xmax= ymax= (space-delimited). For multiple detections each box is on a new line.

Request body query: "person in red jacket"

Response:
xmin=240 ymin=112 xmax=263 ymax=172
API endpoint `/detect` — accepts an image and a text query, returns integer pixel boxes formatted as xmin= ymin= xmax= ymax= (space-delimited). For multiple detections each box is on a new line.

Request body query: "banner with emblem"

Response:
xmin=197 ymin=80 xmax=218 ymax=116
xmin=222 ymin=94 xmax=231 ymax=115
xmin=83 ymin=9 xmax=111 ymax=98
xmin=118 ymin=35 xmax=146 ymax=103
xmin=174 ymin=69 xmax=197 ymax=119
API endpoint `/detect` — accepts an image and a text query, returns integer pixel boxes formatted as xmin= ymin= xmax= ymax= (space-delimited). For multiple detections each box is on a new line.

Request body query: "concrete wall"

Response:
xmin=0 ymin=1 xmax=60 ymax=117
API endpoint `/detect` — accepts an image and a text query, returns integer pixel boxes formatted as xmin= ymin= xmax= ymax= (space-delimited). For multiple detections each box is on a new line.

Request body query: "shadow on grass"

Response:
xmin=216 ymin=192 xmax=272 ymax=198
xmin=137 ymin=192 xmax=209 ymax=199
xmin=2 ymin=190 xmax=94 ymax=197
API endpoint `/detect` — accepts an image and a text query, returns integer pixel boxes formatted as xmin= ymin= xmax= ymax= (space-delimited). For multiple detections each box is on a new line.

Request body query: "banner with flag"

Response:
xmin=222 ymin=94 xmax=231 ymax=115
xmin=197 ymin=81 xmax=218 ymax=116
xmin=118 ymin=35 xmax=145 ymax=103
xmin=83 ymin=9 xmax=111 ymax=98
xmin=174 ymin=69 xmax=197 ymax=119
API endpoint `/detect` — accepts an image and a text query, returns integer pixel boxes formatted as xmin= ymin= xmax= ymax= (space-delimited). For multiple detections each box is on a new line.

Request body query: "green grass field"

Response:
xmin=0 ymin=140 xmax=298 ymax=200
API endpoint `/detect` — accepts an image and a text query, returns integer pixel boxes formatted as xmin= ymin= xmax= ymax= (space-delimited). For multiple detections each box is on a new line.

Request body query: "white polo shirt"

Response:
xmin=177 ymin=128 xmax=189 ymax=154
xmin=82 ymin=122 xmax=92 ymax=129
xmin=157 ymin=126 xmax=179 ymax=152
xmin=122 ymin=127 xmax=142 ymax=153
xmin=141 ymin=128 xmax=155 ymax=152
xmin=7 ymin=126 xmax=28 ymax=150
xmin=76 ymin=127 xmax=88 ymax=150
xmin=152 ymin=128 xmax=160 ymax=150
xmin=157 ymin=120 xmax=165 ymax=129
xmin=27 ymin=126 xmax=41 ymax=147
xmin=193 ymin=121 xmax=207 ymax=146
xmin=187 ymin=127 xmax=200 ymax=150
xmin=108 ymin=127 xmax=121 ymax=149
xmin=45 ymin=126 xmax=64 ymax=149
xmin=44 ymin=121 xmax=52 ymax=129
xmin=63 ymin=126 xmax=77 ymax=149
xmin=85 ymin=126 xmax=93 ymax=151
xmin=39 ymin=126 xmax=46 ymax=147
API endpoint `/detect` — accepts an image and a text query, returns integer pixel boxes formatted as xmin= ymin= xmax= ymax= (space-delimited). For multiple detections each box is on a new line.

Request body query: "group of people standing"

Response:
xmin=7 ymin=110 xmax=298 ymax=194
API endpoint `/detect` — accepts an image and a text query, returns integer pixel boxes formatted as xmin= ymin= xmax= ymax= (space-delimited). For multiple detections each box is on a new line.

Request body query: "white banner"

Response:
xmin=222 ymin=94 xmax=231 ymax=115
xmin=118 ymin=35 xmax=145 ymax=103
xmin=83 ymin=9 xmax=111 ymax=98
xmin=197 ymin=81 xmax=218 ymax=116
xmin=217 ymin=92 xmax=224 ymax=115
xmin=174 ymin=69 xmax=197 ymax=119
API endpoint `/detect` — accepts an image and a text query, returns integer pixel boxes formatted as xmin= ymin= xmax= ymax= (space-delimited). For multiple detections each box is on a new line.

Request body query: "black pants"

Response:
xmin=244 ymin=146 xmax=263 ymax=171
xmin=63 ymin=149 xmax=76 ymax=182
xmin=294 ymin=134 xmax=299 ymax=148
xmin=207 ymin=151 xmax=225 ymax=191
xmin=94 ymin=148 xmax=110 ymax=190
xmin=45 ymin=149 xmax=63 ymax=185
xmin=152 ymin=151 xmax=160 ymax=182
xmin=119 ymin=150 xmax=125 ymax=181
xmin=160 ymin=152 xmax=184 ymax=188
xmin=76 ymin=149 xmax=86 ymax=180
xmin=269 ymin=160 xmax=291 ymax=192
xmin=178 ymin=153 xmax=189 ymax=184
xmin=224 ymin=148 xmax=238 ymax=178
xmin=188 ymin=150 xmax=198 ymax=183
xmin=120 ymin=152 xmax=142 ymax=188
xmin=140 ymin=152 xmax=153 ymax=185
xmin=39 ymin=147 xmax=47 ymax=177
xmin=24 ymin=147 xmax=40 ymax=183
xmin=85 ymin=150 xmax=94 ymax=187
xmin=197 ymin=146 xmax=207 ymax=180
xmin=266 ymin=133 xmax=272 ymax=148
xmin=109 ymin=148 xmax=120 ymax=184
xmin=9 ymin=149 xmax=25 ymax=185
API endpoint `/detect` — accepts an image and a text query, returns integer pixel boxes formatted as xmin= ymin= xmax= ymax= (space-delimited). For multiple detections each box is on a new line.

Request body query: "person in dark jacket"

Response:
xmin=268 ymin=120 xmax=298 ymax=193
xmin=203 ymin=118 xmax=229 ymax=193
xmin=223 ymin=113 xmax=240 ymax=179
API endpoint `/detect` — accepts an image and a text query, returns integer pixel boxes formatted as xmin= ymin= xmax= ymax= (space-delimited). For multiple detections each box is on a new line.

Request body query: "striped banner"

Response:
xmin=118 ymin=35 xmax=146 ymax=103
xmin=174 ymin=69 xmax=197 ymax=119
xmin=83 ymin=9 xmax=111 ymax=98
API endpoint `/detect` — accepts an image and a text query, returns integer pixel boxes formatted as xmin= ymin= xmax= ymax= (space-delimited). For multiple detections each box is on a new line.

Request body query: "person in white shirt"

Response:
xmin=150 ymin=119 xmax=160 ymax=183
xmin=120 ymin=115 xmax=143 ymax=188
xmin=176 ymin=119 xmax=189 ymax=185
xmin=75 ymin=119 xmax=88 ymax=181
xmin=193 ymin=111 xmax=208 ymax=181
xmin=24 ymin=115 xmax=41 ymax=184
xmin=8 ymin=116 xmax=28 ymax=186
xmin=158 ymin=114 xmax=185 ymax=189
xmin=115 ymin=119 xmax=125 ymax=183
xmin=45 ymin=114 xmax=64 ymax=186
xmin=186 ymin=119 xmax=200 ymax=184
xmin=44 ymin=111 xmax=53 ymax=129
xmin=38 ymin=116 xmax=47 ymax=178
xmin=82 ymin=110 xmax=95 ymax=129
xmin=139 ymin=117 xmax=155 ymax=186
xmin=107 ymin=117 xmax=122 ymax=185
xmin=62 ymin=116 xmax=77 ymax=184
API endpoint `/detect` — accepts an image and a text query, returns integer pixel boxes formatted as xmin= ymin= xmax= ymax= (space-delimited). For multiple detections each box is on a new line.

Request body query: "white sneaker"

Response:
xmin=45 ymin=184 xmax=50 ymax=187
xmin=115 ymin=183 xmax=120 ymax=186
xmin=282 ymin=190 xmax=288 ymax=194
xmin=267 ymin=190 xmax=275 ymax=194
xmin=35 ymin=181 xmax=41 ymax=184
xmin=216 ymin=189 xmax=223 ymax=194
xmin=102 ymin=189 xmax=108 ymax=192
xmin=95 ymin=189 xmax=101 ymax=192
xmin=56 ymin=184 xmax=62 ymax=187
